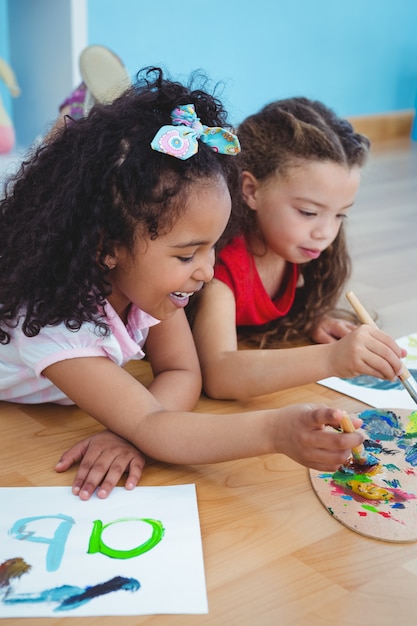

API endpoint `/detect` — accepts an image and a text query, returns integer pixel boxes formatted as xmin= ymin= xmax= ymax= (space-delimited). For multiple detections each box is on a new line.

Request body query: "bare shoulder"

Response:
xmin=198 ymin=278 xmax=235 ymax=308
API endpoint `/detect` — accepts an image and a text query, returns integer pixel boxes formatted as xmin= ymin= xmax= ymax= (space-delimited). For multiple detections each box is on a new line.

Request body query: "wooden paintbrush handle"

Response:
xmin=340 ymin=411 xmax=366 ymax=459
xmin=345 ymin=291 xmax=378 ymax=328
xmin=340 ymin=411 xmax=356 ymax=433
xmin=346 ymin=290 xmax=412 ymax=379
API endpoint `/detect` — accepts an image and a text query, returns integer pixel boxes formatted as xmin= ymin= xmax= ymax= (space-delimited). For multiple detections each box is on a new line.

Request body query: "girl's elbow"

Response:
xmin=202 ymin=374 xmax=237 ymax=401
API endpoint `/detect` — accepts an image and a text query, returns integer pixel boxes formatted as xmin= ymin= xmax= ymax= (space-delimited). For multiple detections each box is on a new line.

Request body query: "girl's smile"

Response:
xmin=107 ymin=177 xmax=232 ymax=322
xmin=169 ymin=291 xmax=197 ymax=309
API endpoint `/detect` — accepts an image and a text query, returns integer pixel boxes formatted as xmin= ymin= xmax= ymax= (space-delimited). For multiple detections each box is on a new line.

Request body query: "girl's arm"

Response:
xmin=44 ymin=354 xmax=364 ymax=469
xmin=144 ymin=308 xmax=202 ymax=410
xmin=310 ymin=315 xmax=358 ymax=343
xmin=191 ymin=279 xmax=406 ymax=400
xmin=54 ymin=310 xmax=201 ymax=499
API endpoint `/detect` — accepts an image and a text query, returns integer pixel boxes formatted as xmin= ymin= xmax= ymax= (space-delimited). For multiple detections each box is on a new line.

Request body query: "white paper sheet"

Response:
xmin=0 ymin=485 xmax=208 ymax=618
xmin=318 ymin=333 xmax=417 ymax=410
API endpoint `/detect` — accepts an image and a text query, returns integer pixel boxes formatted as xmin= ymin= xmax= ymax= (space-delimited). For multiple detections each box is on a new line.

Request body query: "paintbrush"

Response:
xmin=346 ymin=290 xmax=417 ymax=405
xmin=339 ymin=411 xmax=379 ymax=466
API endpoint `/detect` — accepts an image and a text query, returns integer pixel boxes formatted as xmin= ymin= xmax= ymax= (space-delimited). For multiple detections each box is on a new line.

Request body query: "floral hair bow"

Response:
xmin=150 ymin=104 xmax=240 ymax=160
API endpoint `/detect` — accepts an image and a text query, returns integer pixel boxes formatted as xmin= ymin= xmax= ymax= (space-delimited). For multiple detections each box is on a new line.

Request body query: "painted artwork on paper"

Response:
xmin=309 ymin=408 xmax=417 ymax=542
xmin=318 ymin=333 xmax=417 ymax=409
xmin=0 ymin=484 xmax=208 ymax=618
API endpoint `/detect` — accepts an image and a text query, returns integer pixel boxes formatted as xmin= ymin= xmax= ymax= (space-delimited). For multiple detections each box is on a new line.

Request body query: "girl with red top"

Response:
xmin=190 ymin=97 xmax=405 ymax=400
xmin=1 ymin=76 xmax=369 ymax=500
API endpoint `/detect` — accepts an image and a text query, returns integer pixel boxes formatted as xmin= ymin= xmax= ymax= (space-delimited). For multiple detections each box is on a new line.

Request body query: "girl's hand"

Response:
xmin=328 ymin=324 xmax=406 ymax=380
xmin=55 ymin=430 xmax=146 ymax=500
xmin=274 ymin=405 xmax=364 ymax=471
xmin=311 ymin=315 xmax=357 ymax=343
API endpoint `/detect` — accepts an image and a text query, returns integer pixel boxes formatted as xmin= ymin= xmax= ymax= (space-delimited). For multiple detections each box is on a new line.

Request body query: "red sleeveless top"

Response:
xmin=214 ymin=237 xmax=298 ymax=326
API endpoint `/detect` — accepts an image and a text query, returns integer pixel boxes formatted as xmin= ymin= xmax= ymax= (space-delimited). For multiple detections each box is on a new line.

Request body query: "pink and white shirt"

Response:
xmin=0 ymin=301 xmax=160 ymax=405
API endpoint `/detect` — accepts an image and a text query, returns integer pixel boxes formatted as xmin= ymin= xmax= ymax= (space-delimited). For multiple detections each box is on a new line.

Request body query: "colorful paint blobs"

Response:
xmin=359 ymin=408 xmax=404 ymax=440
xmin=0 ymin=556 xmax=140 ymax=612
xmin=0 ymin=485 xmax=209 ymax=618
xmin=309 ymin=409 xmax=417 ymax=542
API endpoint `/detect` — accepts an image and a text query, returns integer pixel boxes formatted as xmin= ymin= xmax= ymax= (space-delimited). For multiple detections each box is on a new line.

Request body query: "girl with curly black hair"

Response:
xmin=190 ymin=97 xmax=405 ymax=400
xmin=0 ymin=72 xmax=367 ymax=499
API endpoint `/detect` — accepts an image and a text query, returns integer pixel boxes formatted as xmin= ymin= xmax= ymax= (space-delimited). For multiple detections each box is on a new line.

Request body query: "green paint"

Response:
xmin=332 ymin=470 xmax=373 ymax=484
xmin=405 ymin=411 xmax=417 ymax=435
xmin=385 ymin=463 xmax=400 ymax=472
xmin=361 ymin=504 xmax=379 ymax=514
xmin=88 ymin=517 xmax=165 ymax=559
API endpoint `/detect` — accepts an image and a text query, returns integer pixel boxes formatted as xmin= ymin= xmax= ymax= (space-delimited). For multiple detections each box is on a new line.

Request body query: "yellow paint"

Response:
xmin=405 ymin=411 xmax=417 ymax=435
xmin=347 ymin=480 xmax=393 ymax=500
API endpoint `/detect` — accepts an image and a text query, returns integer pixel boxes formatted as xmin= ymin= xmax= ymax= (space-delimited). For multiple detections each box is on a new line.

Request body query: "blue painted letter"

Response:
xmin=9 ymin=515 xmax=75 ymax=572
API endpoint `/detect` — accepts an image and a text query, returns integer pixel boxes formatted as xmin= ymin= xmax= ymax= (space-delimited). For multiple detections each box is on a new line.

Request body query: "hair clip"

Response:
xmin=151 ymin=104 xmax=240 ymax=160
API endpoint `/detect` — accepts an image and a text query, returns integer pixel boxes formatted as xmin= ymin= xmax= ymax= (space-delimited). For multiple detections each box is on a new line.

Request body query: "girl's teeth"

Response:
xmin=172 ymin=292 xmax=193 ymax=298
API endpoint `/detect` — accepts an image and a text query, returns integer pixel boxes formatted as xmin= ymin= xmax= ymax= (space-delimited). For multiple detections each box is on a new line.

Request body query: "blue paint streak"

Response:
xmin=343 ymin=370 xmax=417 ymax=392
xmin=357 ymin=409 xmax=404 ymax=441
xmin=3 ymin=576 xmax=140 ymax=611
xmin=383 ymin=478 xmax=401 ymax=488
xmin=344 ymin=374 xmax=402 ymax=391
xmin=404 ymin=443 xmax=417 ymax=467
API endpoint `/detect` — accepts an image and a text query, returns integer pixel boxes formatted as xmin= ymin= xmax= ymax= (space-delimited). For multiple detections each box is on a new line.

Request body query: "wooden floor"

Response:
xmin=1 ymin=138 xmax=417 ymax=625
xmin=345 ymin=138 xmax=417 ymax=338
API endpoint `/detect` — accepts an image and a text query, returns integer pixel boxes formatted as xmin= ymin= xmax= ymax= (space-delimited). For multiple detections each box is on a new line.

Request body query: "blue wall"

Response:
xmin=88 ymin=0 xmax=417 ymax=125
xmin=0 ymin=0 xmax=11 ymax=116
xmin=2 ymin=0 xmax=417 ymax=146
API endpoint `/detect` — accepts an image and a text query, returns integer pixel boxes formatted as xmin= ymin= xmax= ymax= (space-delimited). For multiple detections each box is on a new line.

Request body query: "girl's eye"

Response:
xmin=337 ymin=214 xmax=348 ymax=220
xmin=299 ymin=209 xmax=316 ymax=217
xmin=177 ymin=256 xmax=194 ymax=263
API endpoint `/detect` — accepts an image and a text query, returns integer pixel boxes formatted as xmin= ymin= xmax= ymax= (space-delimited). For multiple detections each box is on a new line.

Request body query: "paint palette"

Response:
xmin=309 ymin=408 xmax=417 ymax=542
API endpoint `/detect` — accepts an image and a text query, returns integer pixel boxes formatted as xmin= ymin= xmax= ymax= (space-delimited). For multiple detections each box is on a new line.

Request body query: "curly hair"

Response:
xmin=0 ymin=67 xmax=239 ymax=344
xmin=219 ymin=96 xmax=370 ymax=348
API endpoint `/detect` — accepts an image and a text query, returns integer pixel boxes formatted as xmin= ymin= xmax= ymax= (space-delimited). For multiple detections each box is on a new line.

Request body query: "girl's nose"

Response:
xmin=311 ymin=220 xmax=338 ymax=241
xmin=193 ymin=254 xmax=215 ymax=283
xmin=193 ymin=262 xmax=214 ymax=283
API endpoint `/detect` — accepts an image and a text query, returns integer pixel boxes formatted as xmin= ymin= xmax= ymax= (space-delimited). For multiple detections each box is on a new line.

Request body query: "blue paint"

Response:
xmin=9 ymin=515 xmax=75 ymax=572
xmin=3 ymin=575 xmax=140 ymax=611
xmin=344 ymin=375 xmax=402 ymax=391
xmin=383 ymin=478 xmax=401 ymax=488
xmin=358 ymin=409 xmax=404 ymax=441
xmin=402 ymin=442 xmax=417 ymax=467
xmin=343 ymin=369 xmax=417 ymax=392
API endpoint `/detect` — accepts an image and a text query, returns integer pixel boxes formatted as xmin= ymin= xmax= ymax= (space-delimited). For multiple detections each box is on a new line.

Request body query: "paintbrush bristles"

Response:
xmin=340 ymin=411 xmax=380 ymax=467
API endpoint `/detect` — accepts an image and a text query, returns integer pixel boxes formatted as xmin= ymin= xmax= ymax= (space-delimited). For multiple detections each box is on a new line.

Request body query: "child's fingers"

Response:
xmin=55 ymin=441 xmax=87 ymax=472
xmin=305 ymin=407 xmax=365 ymax=458
xmin=97 ymin=457 xmax=145 ymax=499
xmin=308 ymin=406 xmax=362 ymax=432
xmin=361 ymin=328 xmax=404 ymax=379
xmin=312 ymin=318 xmax=357 ymax=344
xmin=329 ymin=408 xmax=364 ymax=432
xmin=74 ymin=451 xmax=146 ymax=500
